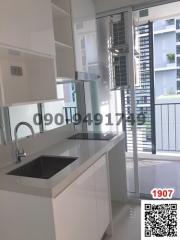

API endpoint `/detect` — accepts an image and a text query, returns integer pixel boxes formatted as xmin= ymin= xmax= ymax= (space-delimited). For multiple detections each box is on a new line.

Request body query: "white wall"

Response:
xmin=94 ymin=0 xmax=171 ymax=14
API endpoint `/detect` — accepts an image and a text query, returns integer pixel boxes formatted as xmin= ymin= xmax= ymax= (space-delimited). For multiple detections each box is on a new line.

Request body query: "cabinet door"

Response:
xmin=0 ymin=48 xmax=56 ymax=105
xmin=94 ymin=155 xmax=110 ymax=239
xmin=0 ymin=0 xmax=54 ymax=56
xmin=53 ymin=165 xmax=98 ymax=240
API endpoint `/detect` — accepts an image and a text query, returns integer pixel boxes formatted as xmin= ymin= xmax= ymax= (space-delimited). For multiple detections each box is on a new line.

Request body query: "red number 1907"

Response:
xmin=151 ymin=188 xmax=175 ymax=199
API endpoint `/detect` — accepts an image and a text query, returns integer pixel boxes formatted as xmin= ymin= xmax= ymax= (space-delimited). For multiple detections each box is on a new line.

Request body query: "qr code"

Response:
xmin=141 ymin=200 xmax=180 ymax=239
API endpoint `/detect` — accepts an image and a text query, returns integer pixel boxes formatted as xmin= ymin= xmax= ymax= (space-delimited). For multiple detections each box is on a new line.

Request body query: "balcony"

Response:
xmin=155 ymin=53 xmax=176 ymax=71
xmin=155 ymin=99 xmax=180 ymax=152
xmin=154 ymin=28 xmax=176 ymax=35
xmin=154 ymin=19 xmax=176 ymax=35
xmin=154 ymin=65 xmax=177 ymax=72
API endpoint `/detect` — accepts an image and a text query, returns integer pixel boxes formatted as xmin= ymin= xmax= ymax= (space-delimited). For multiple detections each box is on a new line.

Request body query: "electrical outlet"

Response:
xmin=10 ymin=66 xmax=23 ymax=76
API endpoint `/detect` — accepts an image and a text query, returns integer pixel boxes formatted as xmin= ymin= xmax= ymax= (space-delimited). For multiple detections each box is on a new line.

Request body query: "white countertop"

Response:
xmin=0 ymin=133 xmax=125 ymax=198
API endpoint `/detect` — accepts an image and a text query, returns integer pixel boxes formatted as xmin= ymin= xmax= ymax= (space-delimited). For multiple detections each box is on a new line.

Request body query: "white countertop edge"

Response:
xmin=0 ymin=132 xmax=125 ymax=198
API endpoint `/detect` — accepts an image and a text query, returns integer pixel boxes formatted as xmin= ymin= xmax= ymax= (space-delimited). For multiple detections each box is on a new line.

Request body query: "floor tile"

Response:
xmin=108 ymin=202 xmax=141 ymax=240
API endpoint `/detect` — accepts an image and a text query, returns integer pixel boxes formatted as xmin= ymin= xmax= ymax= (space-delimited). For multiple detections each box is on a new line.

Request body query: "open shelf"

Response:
xmin=51 ymin=0 xmax=70 ymax=14
xmin=51 ymin=3 xmax=70 ymax=18
xmin=52 ymin=12 xmax=73 ymax=47
xmin=55 ymin=45 xmax=75 ymax=79
xmin=52 ymin=0 xmax=75 ymax=80
xmin=55 ymin=40 xmax=72 ymax=49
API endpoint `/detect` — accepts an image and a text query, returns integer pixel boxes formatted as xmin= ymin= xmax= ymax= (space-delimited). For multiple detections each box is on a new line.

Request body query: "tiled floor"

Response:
xmin=107 ymin=202 xmax=141 ymax=240
xmin=127 ymin=158 xmax=180 ymax=198
xmin=105 ymin=159 xmax=180 ymax=240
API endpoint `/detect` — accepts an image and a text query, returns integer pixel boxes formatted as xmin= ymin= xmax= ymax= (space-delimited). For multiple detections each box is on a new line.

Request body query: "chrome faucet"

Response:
xmin=14 ymin=122 xmax=35 ymax=163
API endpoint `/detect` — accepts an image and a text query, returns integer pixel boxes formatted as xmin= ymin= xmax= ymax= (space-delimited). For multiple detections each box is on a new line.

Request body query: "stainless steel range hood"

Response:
xmin=75 ymin=71 xmax=100 ymax=82
xmin=57 ymin=71 xmax=100 ymax=84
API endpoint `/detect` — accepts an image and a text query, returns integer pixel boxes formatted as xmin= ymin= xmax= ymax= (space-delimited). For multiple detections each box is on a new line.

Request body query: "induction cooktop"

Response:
xmin=68 ymin=132 xmax=116 ymax=141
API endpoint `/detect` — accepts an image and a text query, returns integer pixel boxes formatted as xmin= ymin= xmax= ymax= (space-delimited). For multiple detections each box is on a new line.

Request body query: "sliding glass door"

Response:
xmin=96 ymin=9 xmax=140 ymax=198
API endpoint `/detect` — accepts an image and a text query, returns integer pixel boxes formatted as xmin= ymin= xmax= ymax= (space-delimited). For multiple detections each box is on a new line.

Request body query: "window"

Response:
xmin=177 ymin=81 xmax=180 ymax=91
xmin=144 ymin=96 xmax=148 ymax=104
xmin=43 ymin=101 xmax=66 ymax=131
xmin=44 ymin=83 xmax=78 ymax=130
xmin=166 ymin=19 xmax=174 ymax=26
xmin=177 ymin=57 xmax=180 ymax=66
xmin=177 ymin=19 xmax=180 ymax=29
xmin=177 ymin=46 xmax=180 ymax=54
xmin=142 ymin=62 xmax=147 ymax=70
xmin=127 ymin=96 xmax=130 ymax=104
xmin=177 ymin=33 xmax=180 ymax=42
xmin=112 ymin=13 xmax=125 ymax=46
xmin=177 ymin=69 xmax=180 ymax=79
xmin=7 ymin=82 xmax=79 ymax=141
xmin=113 ymin=56 xmax=127 ymax=87
xmin=127 ymin=107 xmax=131 ymax=114
xmin=82 ymin=55 xmax=86 ymax=66
xmin=139 ymin=9 xmax=149 ymax=18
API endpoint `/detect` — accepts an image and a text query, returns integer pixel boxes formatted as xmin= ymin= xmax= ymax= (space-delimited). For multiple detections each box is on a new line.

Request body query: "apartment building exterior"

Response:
xmin=153 ymin=17 xmax=180 ymax=152
xmin=154 ymin=17 xmax=180 ymax=98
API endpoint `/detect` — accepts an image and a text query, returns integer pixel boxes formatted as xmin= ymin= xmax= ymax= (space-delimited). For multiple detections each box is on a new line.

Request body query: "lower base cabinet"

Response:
xmin=94 ymin=155 xmax=110 ymax=239
xmin=53 ymin=163 xmax=98 ymax=240
xmin=53 ymin=154 xmax=111 ymax=240
xmin=0 ymin=154 xmax=111 ymax=240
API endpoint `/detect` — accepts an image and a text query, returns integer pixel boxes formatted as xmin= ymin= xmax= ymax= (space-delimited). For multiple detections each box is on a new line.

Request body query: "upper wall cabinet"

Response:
xmin=0 ymin=0 xmax=78 ymax=105
xmin=51 ymin=0 xmax=76 ymax=80
xmin=0 ymin=47 xmax=57 ymax=106
xmin=71 ymin=0 xmax=99 ymax=74
xmin=0 ymin=0 xmax=57 ymax=106
xmin=0 ymin=0 xmax=55 ymax=56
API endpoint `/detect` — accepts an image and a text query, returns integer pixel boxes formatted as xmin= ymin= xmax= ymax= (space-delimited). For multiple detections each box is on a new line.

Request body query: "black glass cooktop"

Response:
xmin=68 ymin=132 xmax=116 ymax=141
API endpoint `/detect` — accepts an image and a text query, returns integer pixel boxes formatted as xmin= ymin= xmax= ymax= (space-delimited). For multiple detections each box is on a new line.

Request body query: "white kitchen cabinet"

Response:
xmin=53 ymin=164 xmax=98 ymax=240
xmin=0 ymin=0 xmax=55 ymax=56
xmin=53 ymin=154 xmax=111 ymax=240
xmin=0 ymin=190 xmax=56 ymax=240
xmin=0 ymin=0 xmax=57 ymax=105
xmin=0 ymin=47 xmax=57 ymax=106
xmin=51 ymin=0 xmax=76 ymax=80
xmin=0 ymin=155 xmax=112 ymax=240
xmin=94 ymin=155 xmax=111 ymax=239
xmin=108 ymin=138 xmax=127 ymax=202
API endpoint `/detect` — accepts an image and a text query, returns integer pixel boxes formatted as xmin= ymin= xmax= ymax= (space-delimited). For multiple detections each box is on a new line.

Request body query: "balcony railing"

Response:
xmin=155 ymin=103 xmax=180 ymax=152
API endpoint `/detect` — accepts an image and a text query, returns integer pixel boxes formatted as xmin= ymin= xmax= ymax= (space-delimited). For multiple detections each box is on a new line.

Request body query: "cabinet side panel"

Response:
xmin=94 ymin=154 xmax=111 ymax=239
xmin=108 ymin=138 xmax=127 ymax=202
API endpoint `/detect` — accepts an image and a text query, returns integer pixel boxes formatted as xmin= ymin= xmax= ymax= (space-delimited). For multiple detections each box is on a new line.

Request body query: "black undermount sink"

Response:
xmin=7 ymin=156 xmax=78 ymax=179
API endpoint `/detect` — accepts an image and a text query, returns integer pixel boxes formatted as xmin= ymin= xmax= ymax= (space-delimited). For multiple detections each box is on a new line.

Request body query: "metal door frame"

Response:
xmin=127 ymin=10 xmax=140 ymax=197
